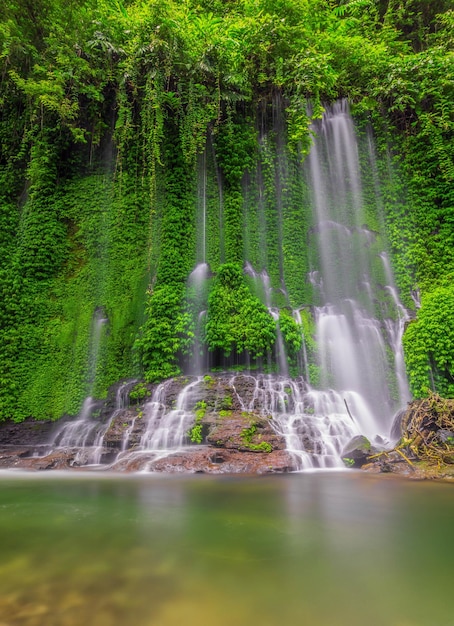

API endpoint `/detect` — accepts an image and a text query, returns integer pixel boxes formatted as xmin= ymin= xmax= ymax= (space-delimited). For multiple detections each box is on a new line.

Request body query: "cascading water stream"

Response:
xmin=380 ymin=252 xmax=412 ymax=408
xmin=48 ymin=310 xmax=108 ymax=457
xmin=48 ymin=379 xmax=136 ymax=465
xmin=305 ymin=100 xmax=410 ymax=440
xmin=112 ymin=377 xmax=205 ymax=470
xmin=197 ymin=150 xmax=208 ymax=265
xmin=186 ymin=264 xmax=209 ymax=375
xmin=292 ymin=308 xmax=310 ymax=382
xmin=229 ymin=374 xmax=357 ymax=469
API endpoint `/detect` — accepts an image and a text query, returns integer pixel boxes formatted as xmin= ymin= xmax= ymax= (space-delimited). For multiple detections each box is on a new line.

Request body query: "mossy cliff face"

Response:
xmin=0 ymin=0 xmax=453 ymax=422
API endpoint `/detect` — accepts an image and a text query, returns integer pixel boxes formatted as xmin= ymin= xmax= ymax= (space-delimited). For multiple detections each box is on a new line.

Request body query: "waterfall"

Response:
xmin=197 ymin=150 xmax=208 ymax=264
xmin=48 ymin=379 xmax=136 ymax=465
xmin=139 ymin=377 xmax=202 ymax=451
xmin=113 ymin=377 xmax=204 ymax=470
xmin=31 ymin=100 xmax=410 ymax=473
xmin=111 ymin=373 xmax=359 ymax=471
xmin=293 ymin=308 xmax=310 ymax=382
xmin=230 ymin=374 xmax=357 ymax=470
xmin=186 ymin=264 xmax=209 ymax=376
xmin=380 ymin=252 xmax=412 ymax=408
xmin=88 ymin=309 xmax=108 ymax=384
xmin=306 ymin=100 xmax=410 ymax=439
xmin=48 ymin=310 xmax=108 ymax=455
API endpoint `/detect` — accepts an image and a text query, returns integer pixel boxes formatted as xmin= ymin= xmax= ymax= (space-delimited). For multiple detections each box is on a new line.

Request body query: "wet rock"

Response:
xmin=0 ymin=447 xmax=28 ymax=468
xmin=205 ymin=410 xmax=285 ymax=452
xmin=103 ymin=409 xmax=145 ymax=449
xmin=341 ymin=435 xmax=375 ymax=468
xmin=0 ymin=446 xmax=77 ymax=470
xmin=362 ymin=458 xmax=454 ymax=480
xmin=0 ymin=419 xmax=54 ymax=447
xmin=148 ymin=447 xmax=295 ymax=474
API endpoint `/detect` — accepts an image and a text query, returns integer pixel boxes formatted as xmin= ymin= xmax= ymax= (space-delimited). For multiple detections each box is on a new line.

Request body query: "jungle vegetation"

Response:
xmin=0 ymin=0 xmax=453 ymax=420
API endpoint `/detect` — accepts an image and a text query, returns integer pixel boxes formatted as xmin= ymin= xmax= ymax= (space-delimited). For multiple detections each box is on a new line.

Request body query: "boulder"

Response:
xmin=341 ymin=435 xmax=374 ymax=468
xmin=205 ymin=410 xmax=285 ymax=452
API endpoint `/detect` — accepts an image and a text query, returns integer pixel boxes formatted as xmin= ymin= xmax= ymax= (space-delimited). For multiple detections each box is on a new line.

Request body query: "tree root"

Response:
xmin=371 ymin=393 xmax=454 ymax=470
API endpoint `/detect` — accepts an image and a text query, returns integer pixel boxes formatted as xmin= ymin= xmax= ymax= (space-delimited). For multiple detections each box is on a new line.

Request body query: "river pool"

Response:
xmin=0 ymin=471 xmax=452 ymax=626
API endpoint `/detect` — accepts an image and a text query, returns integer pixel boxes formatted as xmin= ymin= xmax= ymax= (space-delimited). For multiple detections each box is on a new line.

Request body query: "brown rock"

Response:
xmin=103 ymin=409 xmax=145 ymax=449
xmin=148 ymin=447 xmax=294 ymax=474
xmin=205 ymin=410 xmax=285 ymax=452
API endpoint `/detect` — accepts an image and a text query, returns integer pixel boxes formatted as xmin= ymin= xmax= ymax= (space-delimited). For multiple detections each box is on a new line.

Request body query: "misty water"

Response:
xmin=0 ymin=472 xmax=453 ymax=626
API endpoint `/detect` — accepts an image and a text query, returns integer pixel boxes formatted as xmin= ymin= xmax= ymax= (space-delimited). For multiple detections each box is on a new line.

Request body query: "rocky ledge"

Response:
xmin=1 ymin=376 xmax=453 ymax=479
xmin=0 ymin=374 xmax=295 ymax=474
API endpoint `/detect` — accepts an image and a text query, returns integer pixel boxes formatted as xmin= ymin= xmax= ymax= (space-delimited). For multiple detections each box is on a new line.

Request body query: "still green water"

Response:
xmin=0 ymin=471 xmax=452 ymax=626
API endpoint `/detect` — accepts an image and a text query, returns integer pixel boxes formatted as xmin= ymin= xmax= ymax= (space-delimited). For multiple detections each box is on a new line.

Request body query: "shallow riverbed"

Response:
xmin=0 ymin=471 xmax=452 ymax=626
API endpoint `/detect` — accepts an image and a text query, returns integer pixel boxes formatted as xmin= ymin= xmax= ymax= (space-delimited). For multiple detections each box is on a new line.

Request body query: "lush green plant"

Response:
xmin=205 ymin=263 xmax=276 ymax=360
xmin=403 ymin=284 xmax=454 ymax=398
xmin=240 ymin=422 xmax=272 ymax=452
xmin=279 ymin=309 xmax=303 ymax=357
xmin=194 ymin=400 xmax=207 ymax=421
xmin=188 ymin=423 xmax=203 ymax=444
xmin=188 ymin=400 xmax=207 ymax=443
xmin=129 ymin=382 xmax=150 ymax=403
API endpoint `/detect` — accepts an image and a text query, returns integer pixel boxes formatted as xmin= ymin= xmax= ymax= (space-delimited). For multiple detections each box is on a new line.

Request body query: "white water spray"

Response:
xmin=305 ymin=100 xmax=410 ymax=439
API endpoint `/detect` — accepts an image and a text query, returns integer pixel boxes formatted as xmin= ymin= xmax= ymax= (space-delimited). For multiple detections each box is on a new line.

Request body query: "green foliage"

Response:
xmin=205 ymin=263 xmax=276 ymax=359
xmin=403 ymin=284 xmax=454 ymax=398
xmin=188 ymin=400 xmax=207 ymax=443
xmin=129 ymin=382 xmax=150 ymax=403
xmin=0 ymin=158 xmax=154 ymax=420
xmin=0 ymin=0 xmax=453 ymax=419
xmin=220 ymin=395 xmax=233 ymax=410
xmin=194 ymin=400 xmax=207 ymax=421
xmin=188 ymin=423 xmax=203 ymax=444
xmin=134 ymin=285 xmax=189 ymax=383
xmin=240 ymin=422 xmax=272 ymax=452
xmin=279 ymin=309 xmax=303 ymax=357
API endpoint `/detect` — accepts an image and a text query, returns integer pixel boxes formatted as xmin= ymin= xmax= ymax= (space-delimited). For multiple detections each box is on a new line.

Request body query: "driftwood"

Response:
xmin=371 ymin=393 xmax=454 ymax=469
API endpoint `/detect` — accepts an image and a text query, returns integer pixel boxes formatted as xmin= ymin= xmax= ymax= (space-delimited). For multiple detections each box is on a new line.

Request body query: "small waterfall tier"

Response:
xmin=44 ymin=380 xmax=137 ymax=466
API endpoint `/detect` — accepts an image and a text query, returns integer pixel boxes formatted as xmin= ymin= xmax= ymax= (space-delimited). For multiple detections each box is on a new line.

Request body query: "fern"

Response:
xmin=333 ymin=0 xmax=373 ymax=18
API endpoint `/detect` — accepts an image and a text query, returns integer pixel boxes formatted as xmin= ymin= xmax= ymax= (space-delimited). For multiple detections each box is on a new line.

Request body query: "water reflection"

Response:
xmin=0 ymin=473 xmax=452 ymax=626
